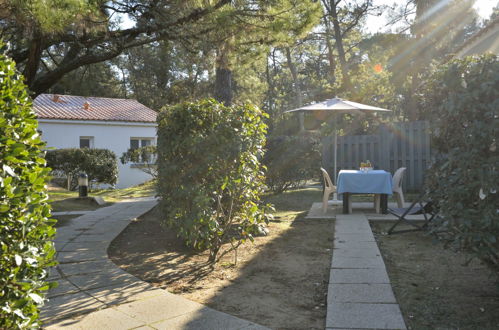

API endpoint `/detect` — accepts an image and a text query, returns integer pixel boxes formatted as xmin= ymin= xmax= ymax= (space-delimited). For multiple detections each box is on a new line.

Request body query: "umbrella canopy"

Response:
xmin=284 ymin=97 xmax=392 ymax=197
xmin=285 ymin=97 xmax=391 ymax=114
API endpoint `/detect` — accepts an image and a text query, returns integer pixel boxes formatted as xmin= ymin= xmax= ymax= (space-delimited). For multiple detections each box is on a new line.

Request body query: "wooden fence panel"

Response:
xmin=322 ymin=121 xmax=431 ymax=191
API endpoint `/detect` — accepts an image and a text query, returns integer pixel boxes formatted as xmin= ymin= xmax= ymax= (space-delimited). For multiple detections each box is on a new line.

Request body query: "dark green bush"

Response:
xmin=0 ymin=50 xmax=56 ymax=328
xmin=262 ymin=134 xmax=321 ymax=193
xmin=157 ymin=99 xmax=271 ymax=262
xmin=45 ymin=148 xmax=118 ymax=190
xmin=420 ymin=54 xmax=498 ymax=273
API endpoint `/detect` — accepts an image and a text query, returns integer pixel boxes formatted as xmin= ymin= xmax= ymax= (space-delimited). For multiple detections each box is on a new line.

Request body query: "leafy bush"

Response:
xmin=420 ymin=54 xmax=498 ymax=273
xmin=45 ymin=148 xmax=118 ymax=190
xmin=120 ymin=145 xmax=157 ymax=178
xmin=0 ymin=50 xmax=56 ymax=328
xmin=157 ymin=99 xmax=271 ymax=262
xmin=262 ymin=134 xmax=321 ymax=193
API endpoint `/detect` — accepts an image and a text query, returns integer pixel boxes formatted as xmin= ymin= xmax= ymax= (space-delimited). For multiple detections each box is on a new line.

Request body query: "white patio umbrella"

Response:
xmin=285 ymin=97 xmax=391 ymax=202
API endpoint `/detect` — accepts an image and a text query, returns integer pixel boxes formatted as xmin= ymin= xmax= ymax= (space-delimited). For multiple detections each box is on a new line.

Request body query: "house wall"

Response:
xmin=38 ymin=119 xmax=157 ymax=188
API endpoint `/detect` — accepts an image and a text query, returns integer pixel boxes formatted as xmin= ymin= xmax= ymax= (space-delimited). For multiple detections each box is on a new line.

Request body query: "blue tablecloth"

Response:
xmin=337 ymin=170 xmax=393 ymax=195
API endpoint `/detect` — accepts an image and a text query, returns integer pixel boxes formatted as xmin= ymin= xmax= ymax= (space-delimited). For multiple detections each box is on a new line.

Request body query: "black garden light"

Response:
xmin=78 ymin=173 xmax=88 ymax=197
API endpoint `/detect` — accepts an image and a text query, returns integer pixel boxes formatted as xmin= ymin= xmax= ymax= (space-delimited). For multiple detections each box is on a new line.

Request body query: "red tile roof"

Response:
xmin=33 ymin=94 xmax=157 ymax=123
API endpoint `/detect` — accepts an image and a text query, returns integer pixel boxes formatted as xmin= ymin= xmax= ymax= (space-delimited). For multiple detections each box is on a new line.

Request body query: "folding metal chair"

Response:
xmin=387 ymin=193 xmax=438 ymax=234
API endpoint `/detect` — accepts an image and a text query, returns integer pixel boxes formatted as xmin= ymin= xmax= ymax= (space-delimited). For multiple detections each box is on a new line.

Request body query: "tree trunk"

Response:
xmin=285 ymin=47 xmax=304 ymax=131
xmin=265 ymin=54 xmax=275 ymax=116
xmin=23 ymin=32 xmax=43 ymax=91
xmin=214 ymin=42 xmax=233 ymax=106
xmin=406 ymin=0 xmax=435 ymax=120
xmin=328 ymin=0 xmax=351 ymax=90
xmin=323 ymin=16 xmax=337 ymax=85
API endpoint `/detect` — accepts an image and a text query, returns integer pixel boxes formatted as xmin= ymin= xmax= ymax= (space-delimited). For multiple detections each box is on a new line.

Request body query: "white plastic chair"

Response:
xmin=392 ymin=167 xmax=407 ymax=208
xmin=320 ymin=168 xmax=337 ymax=213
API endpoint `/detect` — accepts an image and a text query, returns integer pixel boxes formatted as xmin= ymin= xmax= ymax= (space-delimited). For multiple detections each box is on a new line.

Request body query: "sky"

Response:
xmin=365 ymin=0 xmax=498 ymax=34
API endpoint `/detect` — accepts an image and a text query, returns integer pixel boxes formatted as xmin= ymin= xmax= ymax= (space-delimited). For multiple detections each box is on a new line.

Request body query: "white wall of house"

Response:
xmin=38 ymin=119 xmax=157 ymax=188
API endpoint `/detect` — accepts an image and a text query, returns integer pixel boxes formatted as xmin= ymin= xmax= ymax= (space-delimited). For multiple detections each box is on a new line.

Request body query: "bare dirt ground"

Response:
xmin=372 ymin=222 xmax=499 ymax=330
xmin=108 ymin=205 xmax=334 ymax=330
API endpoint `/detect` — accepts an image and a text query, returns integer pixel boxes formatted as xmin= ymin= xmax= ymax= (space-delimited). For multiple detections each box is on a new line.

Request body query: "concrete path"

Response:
xmin=326 ymin=213 xmax=406 ymax=329
xmin=43 ymin=198 xmax=268 ymax=330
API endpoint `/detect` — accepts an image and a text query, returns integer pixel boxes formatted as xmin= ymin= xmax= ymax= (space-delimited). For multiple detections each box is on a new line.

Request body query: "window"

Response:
xmin=130 ymin=138 xmax=152 ymax=150
xmin=80 ymin=136 xmax=94 ymax=148
xmin=130 ymin=137 xmax=155 ymax=164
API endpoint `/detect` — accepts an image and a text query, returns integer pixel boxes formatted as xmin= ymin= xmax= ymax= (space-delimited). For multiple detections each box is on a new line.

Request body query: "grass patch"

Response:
xmin=263 ymin=187 xmax=322 ymax=221
xmin=49 ymin=180 xmax=156 ymax=213
xmin=51 ymin=198 xmax=107 ymax=212
xmin=372 ymin=222 xmax=499 ymax=329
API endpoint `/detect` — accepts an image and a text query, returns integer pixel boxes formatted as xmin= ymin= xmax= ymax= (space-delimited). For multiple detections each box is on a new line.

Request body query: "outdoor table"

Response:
xmin=337 ymin=169 xmax=393 ymax=214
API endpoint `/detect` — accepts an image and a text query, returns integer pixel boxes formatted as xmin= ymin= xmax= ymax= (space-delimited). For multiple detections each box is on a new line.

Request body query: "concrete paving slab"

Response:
xmin=114 ymin=294 xmax=202 ymax=324
xmin=329 ymin=268 xmax=390 ymax=284
xmin=47 ymin=279 xmax=80 ymax=298
xmin=41 ymin=291 xmax=105 ymax=323
xmin=58 ymin=241 xmax=110 ymax=252
xmin=334 ymin=241 xmax=380 ymax=251
xmin=328 ymin=283 xmax=396 ymax=303
xmin=47 ymin=306 xmax=145 ymax=330
xmin=69 ymin=233 xmax=119 ymax=242
xmin=334 ymin=232 xmax=375 ymax=242
xmin=326 ymin=328 xmax=367 ymax=330
xmin=53 ymin=228 xmax=81 ymax=240
xmin=56 ymin=250 xmax=107 ymax=263
xmin=65 ymin=271 xmax=139 ymax=291
xmin=331 ymin=256 xmax=385 ymax=269
xmin=57 ymin=260 xmax=116 ymax=276
xmin=150 ymin=307 xmax=270 ymax=330
xmin=335 ymin=225 xmax=373 ymax=234
xmin=86 ymin=282 xmax=163 ymax=306
xmin=326 ymin=302 xmax=406 ymax=329
xmin=333 ymin=247 xmax=382 ymax=258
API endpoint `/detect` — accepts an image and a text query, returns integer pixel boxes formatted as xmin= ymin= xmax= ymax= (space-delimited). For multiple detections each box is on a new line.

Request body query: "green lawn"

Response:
xmin=263 ymin=187 xmax=322 ymax=221
xmin=49 ymin=180 xmax=156 ymax=213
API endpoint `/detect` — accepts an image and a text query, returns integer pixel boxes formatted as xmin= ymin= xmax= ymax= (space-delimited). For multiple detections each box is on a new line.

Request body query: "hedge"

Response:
xmin=0 ymin=49 xmax=56 ymax=328
xmin=262 ymin=134 xmax=321 ymax=193
xmin=45 ymin=148 xmax=118 ymax=190
xmin=157 ymin=99 xmax=271 ymax=262
xmin=420 ymin=54 xmax=498 ymax=274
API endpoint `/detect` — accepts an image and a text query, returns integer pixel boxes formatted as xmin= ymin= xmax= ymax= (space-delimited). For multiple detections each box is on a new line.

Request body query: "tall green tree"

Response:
xmin=2 ymin=0 xmax=234 ymax=95
xmin=48 ymin=61 xmax=126 ymax=98
xmin=207 ymin=0 xmax=322 ymax=105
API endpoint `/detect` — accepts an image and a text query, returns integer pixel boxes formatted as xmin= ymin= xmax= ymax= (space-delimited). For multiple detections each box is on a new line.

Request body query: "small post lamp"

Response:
xmin=78 ymin=173 xmax=88 ymax=198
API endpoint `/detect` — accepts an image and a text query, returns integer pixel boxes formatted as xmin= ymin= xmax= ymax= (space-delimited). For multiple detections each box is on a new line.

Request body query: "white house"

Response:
xmin=34 ymin=94 xmax=157 ymax=188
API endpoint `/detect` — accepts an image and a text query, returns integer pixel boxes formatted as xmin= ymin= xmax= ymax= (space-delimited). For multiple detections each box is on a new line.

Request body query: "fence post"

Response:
xmin=378 ymin=124 xmax=389 ymax=171
xmin=321 ymin=136 xmax=331 ymax=169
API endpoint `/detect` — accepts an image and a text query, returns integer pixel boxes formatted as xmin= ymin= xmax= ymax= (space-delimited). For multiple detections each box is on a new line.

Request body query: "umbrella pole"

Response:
xmin=331 ymin=114 xmax=340 ymax=203
xmin=334 ymin=129 xmax=337 ymax=186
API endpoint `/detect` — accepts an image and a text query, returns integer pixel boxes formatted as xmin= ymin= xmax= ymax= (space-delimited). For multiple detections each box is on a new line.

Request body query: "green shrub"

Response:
xmin=262 ymin=134 xmax=321 ymax=193
xmin=120 ymin=145 xmax=157 ymax=178
xmin=45 ymin=148 xmax=118 ymax=190
xmin=420 ymin=54 xmax=498 ymax=273
xmin=0 ymin=50 xmax=56 ymax=328
xmin=157 ymin=99 xmax=271 ymax=262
